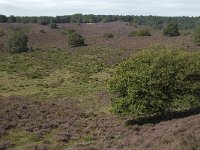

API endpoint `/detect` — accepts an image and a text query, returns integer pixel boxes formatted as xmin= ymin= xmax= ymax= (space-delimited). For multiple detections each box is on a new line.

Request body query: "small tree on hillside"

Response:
xmin=49 ymin=20 xmax=58 ymax=29
xmin=110 ymin=48 xmax=200 ymax=117
xmin=163 ymin=23 xmax=180 ymax=37
xmin=7 ymin=31 xmax=29 ymax=53
xmin=193 ymin=25 xmax=200 ymax=46
xmin=68 ymin=32 xmax=85 ymax=47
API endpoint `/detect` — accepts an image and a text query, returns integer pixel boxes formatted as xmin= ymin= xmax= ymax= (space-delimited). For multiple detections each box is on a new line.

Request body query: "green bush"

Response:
xmin=7 ymin=31 xmax=29 ymax=53
xmin=49 ymin=22 xmax=58 ymax=29
xmin=68 ymin=32 xmax=85 ymax=47
xmin=163 ymin=23 xmax=180 ymax=37
xmin=110 ymin=47 xmax=200 ymax=117
xmin=66 ymin=29 xmax=86 ymax=47
xmin=66 ymin=29 xmax=76 ymax=35
xmin=0 ymin=30 xmax=5 ymax=37
xmin=103 ymin=33 xmax=114 ymax=38
xmin=39 ymin=30 xmax=46 ymax=33
xmin=193 ymin=26 xmax=200 ymax=46
xmin=128 ymin=30 xmax=151 ymax=37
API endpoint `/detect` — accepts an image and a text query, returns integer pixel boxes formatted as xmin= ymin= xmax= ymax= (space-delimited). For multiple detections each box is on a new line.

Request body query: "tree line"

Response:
xmin=1 ymin=14 xmax=200 ymax=30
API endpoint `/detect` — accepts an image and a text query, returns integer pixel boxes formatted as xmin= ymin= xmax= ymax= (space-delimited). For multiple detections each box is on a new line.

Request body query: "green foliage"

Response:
xmin=128 ymin=30 xmax=151 ymax=37
xmin=39 ymin=30 xmax=46 ymax=33
xmin=70 ymin=13 xmax=83 ymax=23
xmin=163 ymin=23 xmax=180 ymax=37
xmin=193 ymin=25 xmax=200 ymax=46
xmin=49 ymin=20 xmax=58 ymax=29
xmin=103 ymin=33 xmax=114 ymax=38
xmin=66 ymin=29 xmax=76 ymax=35
xmin=7 ymin=31 xmax=29 ymax=53
xmin=68 ymin=32 xmax=86 ymax=47
xmin=30 ymin=17 xmax=37 ymax=23
xmin=0 ymin=47 xmax=109 ymax=98
xmin=110 ymin=48 xmax=200 ymax=117
xmin=1 ymin=14 xmax=200 ymax=30
xmin=49 ymin=23 xmax=58 ymax=29
xmin=0 ymin=30 xmax=5 ymax=37
xmin=0 ymin=14 xmax=7 ymax=22
xmin=68 ymin=32 xmax=85 ymax=47
xmin=8 ymin=15 xmax=16 ymax=23
xmin=37 ymin=17 xmax=51 ymax=25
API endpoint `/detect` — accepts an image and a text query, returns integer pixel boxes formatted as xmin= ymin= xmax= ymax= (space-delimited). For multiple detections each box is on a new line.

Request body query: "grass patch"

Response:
xmin=0 ymin=47 xmax=121 ymax=99
xmin=0 ymin=129 xmax=42 ymax=149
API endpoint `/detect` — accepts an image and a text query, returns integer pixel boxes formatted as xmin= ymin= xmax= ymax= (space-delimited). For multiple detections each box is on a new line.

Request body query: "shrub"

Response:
xmin=128 ymin=30 xmax=151 ymax=37
xmin=49 ymin=22 xmax=58 ymax=29
xmin=7 ymin=31 xmax=29 ymax=53
xmin=103 ymin=33 xmax=114 ymax=38
xmin=0 ymin=30 xmax=5 ymax=37
xmin=66 ymin=29 xmax=76 ymax=35
xmin=65 ymin=29 xmax=87 ymax=47
xmin=193 ymin=26 xmax=200 ymax=46
xmin=163 ymin=23 xmax=180 ymax=37
xmin=68 ymin=32 xmax=85 ymax=47
xmin=39 ymin=30 xmax=46 ymax=33
xmin=110 ymin=47 xmax=200 ymax=117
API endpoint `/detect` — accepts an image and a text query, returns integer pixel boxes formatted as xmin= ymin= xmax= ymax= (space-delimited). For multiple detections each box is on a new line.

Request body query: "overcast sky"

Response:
xmin=0 ymin=0 xmax=200 ymax=17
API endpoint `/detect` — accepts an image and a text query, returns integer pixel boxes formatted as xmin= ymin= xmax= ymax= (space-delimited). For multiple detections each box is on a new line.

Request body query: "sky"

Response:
xmin=0 ymin=0 xmax=200 ymax=17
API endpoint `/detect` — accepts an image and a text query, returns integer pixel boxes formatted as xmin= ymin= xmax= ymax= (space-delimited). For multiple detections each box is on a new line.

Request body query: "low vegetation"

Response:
xmin=49 ymin=21 xmax=58 ymax=29
xmin=7 ymin=31 xmax=29 ymax=53
xmin=103 ymin=33 xmax=114 ymax=38
xmin=65 ymin=29 xmax=76 ymax=35
xmin=0 ymin=21 xmax=200 ymax=150
xmin=67 ymin=30 xmax=86 ymax=47
xmin=163 ymin=23 xmax=180 ymax=37
xmin=39 ymin=29 xmax=46 ymax=33
xmin=128 ymin=30 xmax=151 ymax=37
xmin=0 ymin=30 xmax=5 ymax=37
xmin=193 ymin=25 xmax=200 ymax=46
xmin=110 ymin=47 xmax=200 ymax=117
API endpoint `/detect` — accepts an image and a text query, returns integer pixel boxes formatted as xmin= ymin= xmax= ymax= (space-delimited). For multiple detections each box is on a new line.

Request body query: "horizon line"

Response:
xmin=1 ymin=13 xmax=200 ymax=18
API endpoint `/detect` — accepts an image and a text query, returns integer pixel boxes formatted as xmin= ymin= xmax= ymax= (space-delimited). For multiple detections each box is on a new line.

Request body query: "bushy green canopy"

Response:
xmin=163 ymin=23 xmax=180 ymax=37
xmin=110 ymin=47 xmax=200 ymax=117
xmin=7 ymin=31 xmax=28 ymax=53
xmin=68 ymin=32 xmax=85 ymax=47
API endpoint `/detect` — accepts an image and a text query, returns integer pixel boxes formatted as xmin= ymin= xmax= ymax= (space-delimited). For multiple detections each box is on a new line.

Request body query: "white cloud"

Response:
xmin=0 ymin=0 xmax=200 ymax=16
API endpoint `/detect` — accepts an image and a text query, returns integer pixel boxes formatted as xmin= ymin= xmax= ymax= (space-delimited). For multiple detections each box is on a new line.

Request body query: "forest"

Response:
xmin=1 ymin=14 xmax=200 ymax=30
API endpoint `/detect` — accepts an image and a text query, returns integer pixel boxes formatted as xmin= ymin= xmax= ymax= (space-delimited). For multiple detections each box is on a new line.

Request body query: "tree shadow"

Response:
xmin=125 ymin=107 xmax=200 ymax=126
